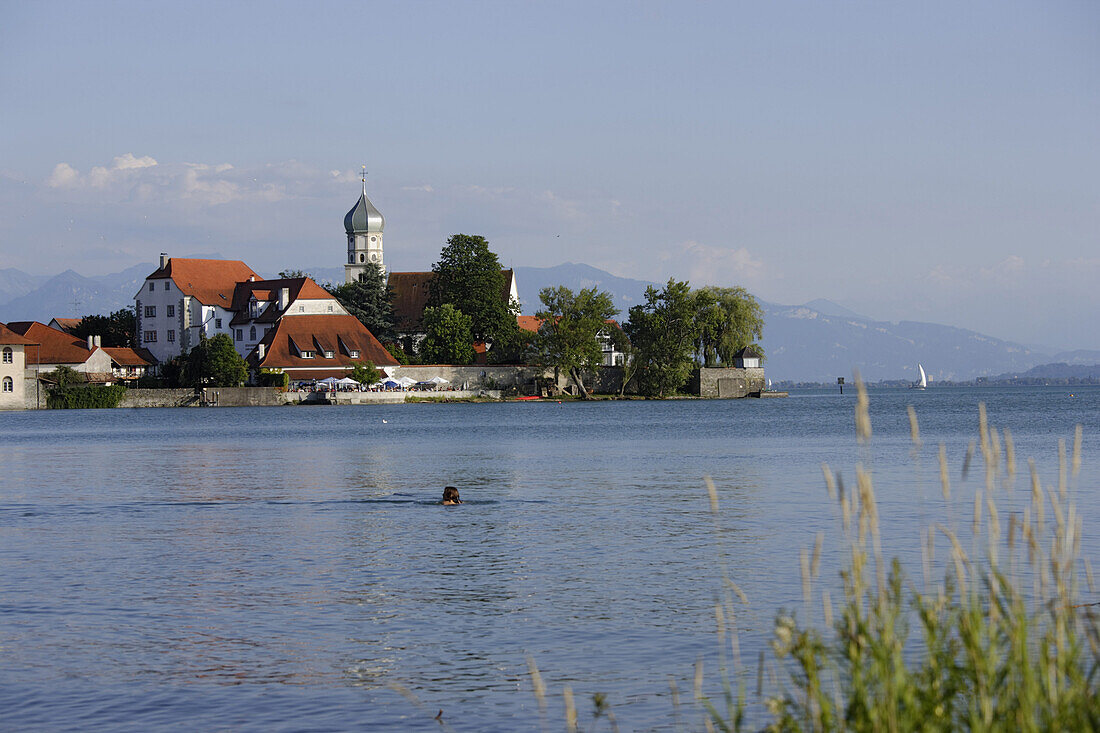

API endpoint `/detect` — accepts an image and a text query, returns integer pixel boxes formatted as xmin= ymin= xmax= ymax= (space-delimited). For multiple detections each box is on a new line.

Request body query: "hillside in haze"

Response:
xmin=3 ymin=260 xmax=1096 ymax=382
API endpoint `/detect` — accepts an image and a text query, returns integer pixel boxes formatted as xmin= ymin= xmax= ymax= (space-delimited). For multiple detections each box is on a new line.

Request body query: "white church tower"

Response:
xmin=344 ymin=166 xmax=385 ymax=283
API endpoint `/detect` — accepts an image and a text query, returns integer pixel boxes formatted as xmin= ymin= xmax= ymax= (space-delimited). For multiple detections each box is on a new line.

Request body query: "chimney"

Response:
xmin=94 ymin=335 xmax=101 ymax=348
xmin=249 ymin=275 xmax=255 ymax=282
xmin=87 ymin=335 xmax=94 ymax=350
xmin=159 ymin=252 xmax=169 ymax=269
xmin=257 ymin=343 xmax=265 ymax=360
xmin=279 ymin=287 xmax=290 ymax=310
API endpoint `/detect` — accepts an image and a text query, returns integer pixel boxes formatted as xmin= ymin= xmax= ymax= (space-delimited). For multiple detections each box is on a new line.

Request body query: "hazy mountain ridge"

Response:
xmin=2 ymin=260 xmax=1092 ymax=382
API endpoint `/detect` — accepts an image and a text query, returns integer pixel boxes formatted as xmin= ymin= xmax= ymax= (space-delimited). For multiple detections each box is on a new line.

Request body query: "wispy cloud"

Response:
xmin=662 ymin=240 xmax=766 ymax=286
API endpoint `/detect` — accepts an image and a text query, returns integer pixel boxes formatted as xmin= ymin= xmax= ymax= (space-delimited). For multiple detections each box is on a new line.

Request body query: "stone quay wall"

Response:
xmin=119 ymin=388 xmax=200 ymax=408
xmin=695 ymin=367 xmax=767 ymax=398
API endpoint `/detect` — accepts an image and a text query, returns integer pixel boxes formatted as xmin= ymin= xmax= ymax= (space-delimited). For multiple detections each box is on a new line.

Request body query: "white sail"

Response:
xmin=917 ymin=363 xmax=927 ymax=389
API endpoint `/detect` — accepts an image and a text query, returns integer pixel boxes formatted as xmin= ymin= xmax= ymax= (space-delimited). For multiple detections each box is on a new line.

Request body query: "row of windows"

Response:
xmin=297 ymin=349 xmax=350 ymax=359
xmin=2 ymin=376 xmax=12 ymax=393
xmin=143 ymin=305 xmax=176 ymax=318
xmin=2 ymin=347 xmax=12 ymax=363
xmin=148 ymin=281 xmax=171 ymax=292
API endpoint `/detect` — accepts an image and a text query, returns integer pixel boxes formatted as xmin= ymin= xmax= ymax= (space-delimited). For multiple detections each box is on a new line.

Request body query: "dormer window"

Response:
xmin=300 ymin=350 xmax=314 ymax=359
xmin=324 ymin=350 xmax=334 ymax=359
xmin=349 ymin=350 xmax=360 ymax=358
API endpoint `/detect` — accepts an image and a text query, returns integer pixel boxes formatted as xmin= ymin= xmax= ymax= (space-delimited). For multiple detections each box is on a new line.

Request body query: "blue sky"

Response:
xmin=1 ymin=1 xmax=1097 ymax=350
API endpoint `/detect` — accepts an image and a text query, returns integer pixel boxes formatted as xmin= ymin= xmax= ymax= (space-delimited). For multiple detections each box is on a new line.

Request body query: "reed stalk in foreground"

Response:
xmin=749 ymin=378 xmax=1099 ymax=732
xmin=530 ymin=380 xmax=1098 ymax=731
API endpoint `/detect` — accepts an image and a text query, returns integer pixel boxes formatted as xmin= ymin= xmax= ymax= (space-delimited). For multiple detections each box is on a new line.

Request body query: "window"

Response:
xmin=2 ymin=377 xmax=11 ymax=393
xmin=167 ymin=330 xmax=175 ymax=343
xmin=349 ymin=350 xmax=360 ymax=358
xmin=166 ymin=304 xmax=175 ymax=318
xmin=144 ymin=306 xmax=156 ymax=318
xmin=236 ymin=329 xmax=243 ymax=341
xmin=298 ymin=306 xmax=304 ymax=313
xmin=2 ymin=347 xmax=11 ymax=364
xmin=300 ymin=350 xmax=314 ymax=359
xmin=327 ymin=304 xmax=333 ymax=312
xmin=148 ymin=282 xmax=154 ymax=292
xmin=249 ymin=326 xmax=257 ymax=341
xmin=164 ymin=281 xmax=170 ymax=290
xmin=143 ymin=330 xmax=157 ymax=343
xmin=359 ymin=254 xmax=365 ymax=262
xmin=323 ymin=350 xmax=334 ymax=359
xmin=215 ymin=318 xmax=222 ymax=329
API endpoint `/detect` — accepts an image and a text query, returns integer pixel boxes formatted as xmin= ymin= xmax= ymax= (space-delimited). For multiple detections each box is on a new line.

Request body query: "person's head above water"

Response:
xmin=442 ymin=486 xmax=462 ymax=505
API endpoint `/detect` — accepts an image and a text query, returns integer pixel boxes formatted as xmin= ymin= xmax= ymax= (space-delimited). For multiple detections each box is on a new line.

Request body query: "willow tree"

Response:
xmin=534 ymin=285 xmax=619 ymax=398
xmin=694 ymin=286 xmax=764 ymax=367
xmin=623 ymin=279 xmax=699 ymax=397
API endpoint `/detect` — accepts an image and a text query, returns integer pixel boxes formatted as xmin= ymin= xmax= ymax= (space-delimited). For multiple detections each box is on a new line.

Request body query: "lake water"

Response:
xmin=1 ymin=386 xmax=1097 ymax=731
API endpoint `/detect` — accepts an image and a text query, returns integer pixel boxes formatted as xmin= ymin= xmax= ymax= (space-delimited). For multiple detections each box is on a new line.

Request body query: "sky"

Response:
xmin=1 ymin=1 xmax=1097 ymax=351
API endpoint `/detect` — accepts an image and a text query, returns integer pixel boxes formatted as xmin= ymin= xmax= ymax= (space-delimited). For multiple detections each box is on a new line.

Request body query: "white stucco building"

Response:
xmin=0 ymin=323 xmax=34 ymax=409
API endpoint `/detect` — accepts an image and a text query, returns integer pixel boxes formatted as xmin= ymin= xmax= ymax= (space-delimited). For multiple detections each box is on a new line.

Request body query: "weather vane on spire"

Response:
xmin=361 ymin=164 xmax=367 ymax=195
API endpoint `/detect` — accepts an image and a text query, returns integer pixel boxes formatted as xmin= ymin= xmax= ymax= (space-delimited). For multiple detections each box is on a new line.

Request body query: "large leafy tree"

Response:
xmin=326 ymin=262 xmax=396 ymax=343
xmin=182 ymin=334 xmax=248 ymax=387
xmin=72 ymin=308 xmax=136 ymax=347
xmin=533 ymin=286 xmax=618 ymax=398
xmin=427 ymin=234 xmax=518 ymax=351
xmin=623 ymin=278 xmax=700 ymax=397
xmin=694 ymin=286 xmax=765 ymax=366
xmin=418 ymin=304 xmax=475 ymax=365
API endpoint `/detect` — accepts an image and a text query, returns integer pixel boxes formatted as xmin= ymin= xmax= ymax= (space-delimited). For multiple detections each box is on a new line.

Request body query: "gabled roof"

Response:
xmin=0 ymin=322 xmax=37 ymax=346
xmin=228 ymin=277 xmax=335 ymax=326
xmin=103 ymin=347 xmax=153 ymax=367
xmin=5 ymin=321 xmax=95 ymax=364
xmin=144 ymin=258 xmax=261 ymax=306
xmin=49 ymin=317 xmax=83 ymax=335
xmin=251 ymin=314 xmax=398 ymax=370
xmin=388 ymin=269 xmax=516 ymax=332
xmin=517 ymin=315 xmax=543 ymax=334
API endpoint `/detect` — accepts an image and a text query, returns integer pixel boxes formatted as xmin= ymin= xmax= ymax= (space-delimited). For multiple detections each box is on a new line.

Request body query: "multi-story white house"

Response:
xmin=0 ymin=322 xmax=35 ymax=409
xmin=134 ymin=254 xmax=261 ymax=363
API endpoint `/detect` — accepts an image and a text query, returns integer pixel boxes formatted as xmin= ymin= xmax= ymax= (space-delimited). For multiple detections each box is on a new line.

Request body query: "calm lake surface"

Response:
xmin=1 ymin=386 xmax=1097 ymax=731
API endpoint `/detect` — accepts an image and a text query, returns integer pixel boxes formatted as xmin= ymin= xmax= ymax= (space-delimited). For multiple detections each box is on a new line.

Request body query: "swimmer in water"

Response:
xmin=441 ymin=486 xmax=462 ymax=505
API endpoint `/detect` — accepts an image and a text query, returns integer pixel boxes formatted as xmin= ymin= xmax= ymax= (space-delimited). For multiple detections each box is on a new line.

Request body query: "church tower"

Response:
xmin=344 ymin=167 xmax=385 ymax=283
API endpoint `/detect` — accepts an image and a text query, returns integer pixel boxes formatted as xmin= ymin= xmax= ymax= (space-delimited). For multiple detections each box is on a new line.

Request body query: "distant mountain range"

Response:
xmin=2 ymin=260 xmax=1096 ymax=382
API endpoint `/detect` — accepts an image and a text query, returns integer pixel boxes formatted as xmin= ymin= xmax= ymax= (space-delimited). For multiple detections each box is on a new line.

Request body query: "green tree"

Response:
xmin=694 ymin=286 xmax=764 ymax=366
xmin=47 ymin=365 xmax=84 ymax=388
xmin=277 ymin=269 xmax=314 ymax=280
xmin=418 ymin=304 xmax=475 ymax=365
xmin=182 ymin=334 xmax=248 ymax=387
xmin=349 ymin=360 xmax=379 ymax=385
xmin=427 ymin=234 xmax=518 ymax=352
xmin=326 ymin=262 xmax=396 ymax=342
xmin=623 ymin=278 xmax=700 ymax=397
xmin=533 ymin=286 xmax=619 ymax=398
xmin=72 ymin=307 xmax=136 ymax=347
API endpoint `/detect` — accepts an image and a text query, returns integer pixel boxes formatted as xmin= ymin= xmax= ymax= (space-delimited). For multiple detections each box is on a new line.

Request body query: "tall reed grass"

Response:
xmin=530 ymin=377 xmax=1099 ymax=731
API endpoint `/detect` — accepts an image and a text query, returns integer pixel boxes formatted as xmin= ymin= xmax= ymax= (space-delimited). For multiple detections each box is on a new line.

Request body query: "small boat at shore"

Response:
xmin=510 ymin=395 xmax=541 ymax=401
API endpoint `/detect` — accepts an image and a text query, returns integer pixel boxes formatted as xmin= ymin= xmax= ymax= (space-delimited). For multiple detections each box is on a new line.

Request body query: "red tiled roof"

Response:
xmin=252 ymin=314 xmax=398 ymax=371
xmin=145 ymin=258 xmax=261 ymax=306
xmin=0 ymin=322 xmax=37 ymax=345
xmin=49 ymin=317 xmax=83 ymax=335
xmin=6 ymin=321 xmax=94 ymax=364
xmin=103 ymin=347 xmax=153 ymax=367
xmin=517 ymin=315 xmax=543 ymax=333
xmin=388 ymin=271 xmax=434 ymax=331
xmin=227 ymin=275 xmax=334 ymax=323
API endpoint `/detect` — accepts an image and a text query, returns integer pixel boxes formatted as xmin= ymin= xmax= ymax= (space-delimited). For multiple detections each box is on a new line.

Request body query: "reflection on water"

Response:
xmin=0 ymin=387 xmax=1097 ymax=730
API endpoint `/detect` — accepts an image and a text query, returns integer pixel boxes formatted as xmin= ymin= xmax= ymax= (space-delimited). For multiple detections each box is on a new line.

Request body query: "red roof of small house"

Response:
xmin=145 ymin=258 xmax=261 ymax=306
xmin=251 ymin=314 xmax=398 ymax=371
xmin=103 ymin=347 xmax=153 ymax=367
xmin=517 ymin=315 xmax=542 ymax=334
xmin=5 ymin=321 xmax=95 ymax=364
xmin=229 ymin=277 xmax=335 ymax=326
xmin=0 ymin=322 xmax=37 ymax=345
xmin=49 ymin=317 xmax=83 ymax=335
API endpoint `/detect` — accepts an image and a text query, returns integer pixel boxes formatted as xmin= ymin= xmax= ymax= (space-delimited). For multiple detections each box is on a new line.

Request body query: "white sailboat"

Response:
xmin=912 ymin=363 xmax=928 ymax=390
